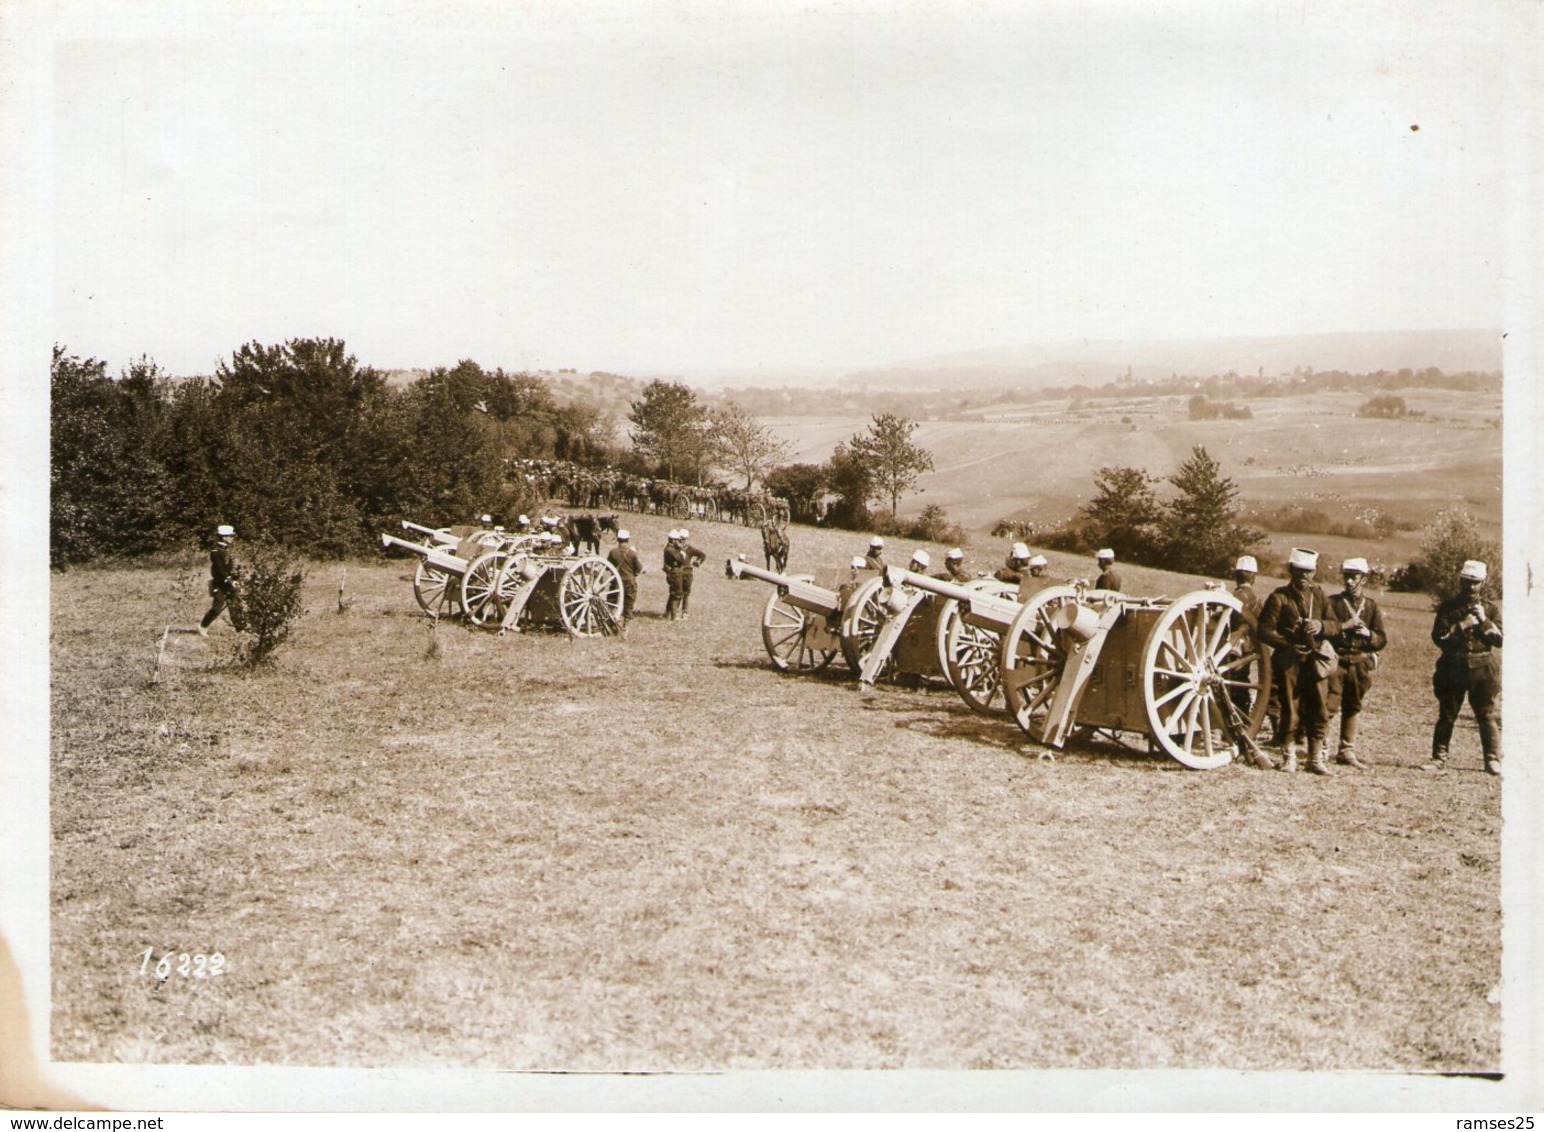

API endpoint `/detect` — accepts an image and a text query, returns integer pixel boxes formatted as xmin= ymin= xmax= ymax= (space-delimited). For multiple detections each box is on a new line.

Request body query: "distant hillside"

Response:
xmin=842 ymin=329 xmax=1502 ymax=393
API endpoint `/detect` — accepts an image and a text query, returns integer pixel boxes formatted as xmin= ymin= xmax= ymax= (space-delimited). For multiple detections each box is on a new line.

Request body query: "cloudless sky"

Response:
xmin=48 ymin=0 xmax=1527 ymax=376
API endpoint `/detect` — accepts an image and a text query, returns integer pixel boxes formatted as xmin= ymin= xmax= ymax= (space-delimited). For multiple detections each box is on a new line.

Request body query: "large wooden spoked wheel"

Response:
xmin=558 ymin=558 xmax=625 ymax=637
xmin=938 ymin=579 xmax=1018 ymax=715
xmin=838 ymin=575 xmax=892 ymax=676
xmin=999 ymin=584 xmax=1085 ymax=740
xmin=1141 ymin=589 xmax=1268 ymax=770
xmin=413 ymin=559 xmax=461 ymax=618
xmin=760 ymin=577 xmax=838 ymax=673
xmin=461 ymin=550 xmax=519 ymax=628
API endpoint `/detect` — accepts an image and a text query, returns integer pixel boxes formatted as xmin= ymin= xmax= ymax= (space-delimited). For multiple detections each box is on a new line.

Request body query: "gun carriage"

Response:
xmin=730 ymin=559 xmax=970 ymax=685
xmin=886 ymin=567 xmax=1270 ymax=770
xmin=381 ymin=522 xmax=624 ymax=637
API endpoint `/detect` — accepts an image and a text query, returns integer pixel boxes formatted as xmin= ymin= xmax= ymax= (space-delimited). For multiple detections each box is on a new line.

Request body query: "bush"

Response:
xmin=1358 ymin=394 xmax=1408 ymax=419
xmin=228 ymin=541 xmax=307 ymax=666
xmin=1403 ymin=508 xmax=1501 ymax=606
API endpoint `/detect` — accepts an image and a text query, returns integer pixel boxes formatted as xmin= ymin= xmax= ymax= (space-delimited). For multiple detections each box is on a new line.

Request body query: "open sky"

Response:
xmin=41 ymin=1 xmax=1532 ymax=376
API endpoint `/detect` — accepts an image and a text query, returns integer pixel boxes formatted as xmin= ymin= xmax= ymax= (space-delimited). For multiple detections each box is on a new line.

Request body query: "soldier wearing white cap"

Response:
xmin=198 ymin=524 xmax=240 ymax=636
xmin=1427 ymin=559 xmax=1503 ymax=775
xmin=1094 ymin=549 xmax=1122 ymax=592
xmin=606 ymin=530 xmax=644 ymax=622
xmin=663 ymin=528 xmax=706 ymax=620
xmin=908 ymin=548 xmax=932 ymax=574
xmin=1227 ymin=554 xmax=1276 ymax=739
xmin=1325 ymin=557 xmax=1388 ymax=769
xmin=944 ymin=548 xmax=971 ymax=583
xmin=1257 ymin=548 xmax=1341 ymax=774
xmin=864 ymin=536 xmax=887 ymax=572
xmin=995 ymin=542 xmax=1032 ymax=585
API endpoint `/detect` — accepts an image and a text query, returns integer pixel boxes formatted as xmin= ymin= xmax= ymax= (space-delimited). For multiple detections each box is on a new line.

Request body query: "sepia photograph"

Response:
xmin=3 ymin=0 xmax=1541 ymax=1113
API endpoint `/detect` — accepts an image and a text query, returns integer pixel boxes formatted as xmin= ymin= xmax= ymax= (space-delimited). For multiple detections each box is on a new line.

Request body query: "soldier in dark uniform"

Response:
xmin=606 ymin=529 xmax=644 ymax=623
xmin=198 ymin=524 xmax=239 ymax=636
xmin=664 ymin=529 xmax=707 ymax=620
xmin=1227 ymin=555 xmax=1275 ymax=736
xmin=995 ymin=542 xmax=1031 ymax=584
xmin=943 ymin=548 xmax=972 ymax=583
xmin=1325 ymin=557 xmax=1388 ymax=769
xmin=1426 ymin=559 xmax=1503 ymax=776
xmin=1094 ymin=549 xmax=1122 ymax=592
xmin=1257 ymin=547 xmax=1340 ymax=775
xmin=864 ymin=536 xmax=887 ymax=571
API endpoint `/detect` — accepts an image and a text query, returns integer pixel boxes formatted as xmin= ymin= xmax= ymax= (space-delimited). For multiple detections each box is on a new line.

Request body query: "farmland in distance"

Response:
xmin=763 ymin=387 xmax=1501 ymax=566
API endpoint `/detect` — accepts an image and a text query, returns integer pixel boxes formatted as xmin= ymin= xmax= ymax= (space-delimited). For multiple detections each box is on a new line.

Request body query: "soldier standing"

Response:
xmin=1094 ymin=549 xmax=1122 ymax=592
xmin=995 ymin=542 xmax=1031 ymax=584
xmin=944 ymin=548 xmax=972 ymax=582
xmin=606 ymin=529 xmax=644 ymax=623
xmin=198 ymin=524 xmax=239 ymax=636
xmin=1257 ymin=548 xmax=1340 ymax=775
xmin=1426 ymin=559 xmax=1503 ymax=776
xmin=864 ymin=536 xmax=887 ymax=571
xmin=664 ymin=529 xmax=707 ymax=621
xmin=1228 ymin=555 xmax=1275 ymax=733
xmin=1325 ymin=557 xmax=1387 ymax=768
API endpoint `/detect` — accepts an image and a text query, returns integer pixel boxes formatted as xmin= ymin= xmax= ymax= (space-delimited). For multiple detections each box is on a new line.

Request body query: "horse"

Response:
xmin=761 ymin=522 xmax=789 ymax=574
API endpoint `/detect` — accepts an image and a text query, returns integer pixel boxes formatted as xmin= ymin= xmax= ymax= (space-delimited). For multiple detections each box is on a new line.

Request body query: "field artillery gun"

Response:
xmin=380 ymin=523 xmax=624 ymax=637
xmin=885 ymin=567 xmax=1270 ymax=770
xmin=728 ymin=559 xmax=959 ymax=685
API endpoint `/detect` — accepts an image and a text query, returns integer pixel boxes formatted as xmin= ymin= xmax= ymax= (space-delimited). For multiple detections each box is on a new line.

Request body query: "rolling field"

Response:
xmin=50 ymin=513 xmax=1502 ymax=1071
xmin=765 ymin=389 xmax=1502 ymax=565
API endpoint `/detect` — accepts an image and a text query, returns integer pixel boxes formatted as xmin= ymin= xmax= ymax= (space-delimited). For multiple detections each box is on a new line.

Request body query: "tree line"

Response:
xmin=50 ymin=341 xmax=943 ymax=566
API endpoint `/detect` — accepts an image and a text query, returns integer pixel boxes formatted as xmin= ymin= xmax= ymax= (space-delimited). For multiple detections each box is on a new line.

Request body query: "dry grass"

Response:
xmin=50 ymin=515 xmax=1500 ymax=1070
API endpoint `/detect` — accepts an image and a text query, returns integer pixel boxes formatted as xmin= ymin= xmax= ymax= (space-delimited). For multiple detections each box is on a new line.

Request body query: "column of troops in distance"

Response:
xmin=201 ymin=509 xmax=1501 ymax=776
xmin=729 ymin=538 xmax=1502 ymax=776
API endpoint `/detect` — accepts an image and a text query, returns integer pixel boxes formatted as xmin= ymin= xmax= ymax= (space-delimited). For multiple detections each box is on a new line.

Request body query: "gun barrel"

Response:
xmin=730 ymin=559 xmax=842 ymax=616
xmin=884 ymin=566 xmax=1021 ymax=630
xmin=380 ymin=532 xmax=466 ymax=570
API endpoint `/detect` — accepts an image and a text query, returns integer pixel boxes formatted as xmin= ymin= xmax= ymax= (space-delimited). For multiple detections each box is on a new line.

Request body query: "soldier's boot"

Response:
xmin=1422 ymin=746 xmax=1448 ymax=773
xmin=1306 ymin=739 xmax=1332 ymax=776
xmin=1484 ymin=752 xmax=1502 ymax=777
xmin=1336 ymin=718 xmax=1369 ymax=769
xmin=1278 ymin=744 xmax=1300 ymax=774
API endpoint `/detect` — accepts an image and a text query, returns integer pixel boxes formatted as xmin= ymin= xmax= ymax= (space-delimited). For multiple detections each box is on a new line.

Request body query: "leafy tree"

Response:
xmin=822 ymin=442 xmax=874 ymax=530
xmin=708 ymin=401 xmax=790 ymax=490
xmin=1079 ymin=465 xmax=1164 ymax=558
xmin=764 ymin=462 xmax=830 ymax=524
xmin=50 ymin=346 xmax=177 ymax=565
xmin=628 ymin=379 xmax=709 ymax=482
xmin=1161 ymin=445 xmax=1264 ymax=575
xmin=846 ymin=413 xmax=934 ymax=517
xmin=190 ymin=339 xmax=388 ymax=555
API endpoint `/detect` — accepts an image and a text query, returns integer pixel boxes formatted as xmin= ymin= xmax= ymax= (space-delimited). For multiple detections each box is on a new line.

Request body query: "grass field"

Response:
xmin=50 ymin=513 xmax=1502 ymax=1071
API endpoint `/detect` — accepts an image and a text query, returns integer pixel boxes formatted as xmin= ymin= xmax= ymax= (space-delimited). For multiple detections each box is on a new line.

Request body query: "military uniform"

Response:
xmin=1228 ymin=577 xmax=1274 ymax=730
xmin=864 ymin=549 xmax=886 ymax=572
xmin=944 ymin=560 xmax=972 ymax=583
xmin=1429 ymin=589 xmax=1503 ymax=772
xmin=200 ymin=534 xmax=240 ymax=632
xmin=664 ymin=539 xmax=707 ymax=620
xmin=607 ymin=542 xmax=644 ymax=620
xmin=1326 ymin=587 xmax=1388 ymax=766
xmin=1095 ymin=565 xmax=1122 ymax=592
xmin=1257 ymin=577 xmax=1340 ymax=771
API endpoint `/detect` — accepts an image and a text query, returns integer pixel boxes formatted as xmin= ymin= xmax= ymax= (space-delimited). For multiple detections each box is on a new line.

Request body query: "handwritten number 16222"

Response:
xmin=138 ymin=949 xmax=226 ymax=979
